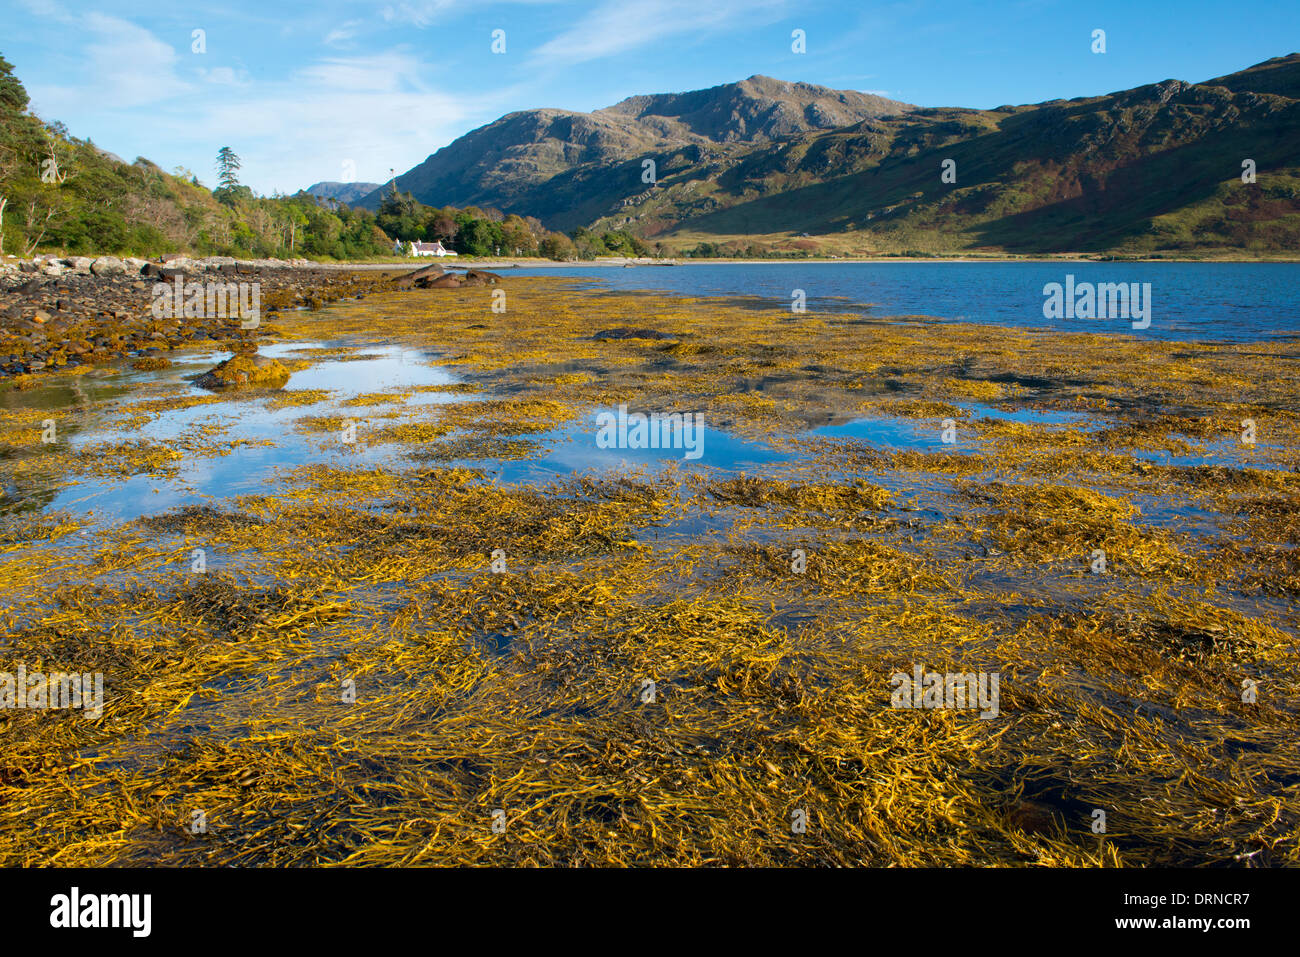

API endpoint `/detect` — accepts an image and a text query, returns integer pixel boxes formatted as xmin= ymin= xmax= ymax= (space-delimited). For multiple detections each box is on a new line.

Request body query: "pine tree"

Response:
xmin=216 ymin=146 xmax=241 ymax=190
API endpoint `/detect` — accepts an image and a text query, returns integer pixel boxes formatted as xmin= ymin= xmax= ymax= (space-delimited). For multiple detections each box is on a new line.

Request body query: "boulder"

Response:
xmin=390 ymin=263 xmax=445 ymax=289
xmin=63 ymin=256 xmax=94 ymax=274
xmin=194 ymin=353 xmax=290 ymax=390
xmin=90 ymin=256 xmax=126 ymax=276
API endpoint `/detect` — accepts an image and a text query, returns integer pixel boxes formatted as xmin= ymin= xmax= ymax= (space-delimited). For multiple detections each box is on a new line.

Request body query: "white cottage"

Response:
xmin=408 ymin=241 xmax=457 ymax=257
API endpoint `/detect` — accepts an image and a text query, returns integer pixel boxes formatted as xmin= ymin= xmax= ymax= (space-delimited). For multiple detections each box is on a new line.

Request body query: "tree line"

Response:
xmin=1 ymin=52 xmax=664 ymax=263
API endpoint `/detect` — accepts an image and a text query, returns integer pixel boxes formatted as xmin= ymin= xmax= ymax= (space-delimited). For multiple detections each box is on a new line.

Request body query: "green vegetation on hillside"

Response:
xmin=598 ymin=67 xmax=1300 ymax=258
xmin=0 ymin=55 xmax=395 ymax=260
xmin=0 ymin=55 xmax=566 ymax=261
xmin=376 ymin=54 xmax=1300 ymax=259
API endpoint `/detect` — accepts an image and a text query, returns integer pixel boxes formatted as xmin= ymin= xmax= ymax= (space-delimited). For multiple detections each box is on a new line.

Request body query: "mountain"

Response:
xmin=304 ymin=181 xmax=383 ymax=205
xmin=356 ymin=76 xmax=913 ymax=228
xmin=368 ymin=56 xmax=1300 ymax=256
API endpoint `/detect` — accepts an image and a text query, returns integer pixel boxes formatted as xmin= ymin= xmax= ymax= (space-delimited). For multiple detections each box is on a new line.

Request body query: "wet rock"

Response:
xmin=591 ymin=327 xmax=675 ymax=340
xmin=194 ymin=353 xmax=290 ymax=390
xmin=1006 ymin=800 xmax=1060 ymax=835
xmin=389 ymin=263 xmax=445 ymax=289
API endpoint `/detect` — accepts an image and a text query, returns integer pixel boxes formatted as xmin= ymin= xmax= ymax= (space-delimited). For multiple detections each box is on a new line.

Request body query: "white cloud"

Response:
xmin=198 ymin=66 xmax=251 ymax=86
xmin=530 ymin=0 xmax=788 ymax=66
xmin=381 ymin=0 xmax=569 ymax=29
xmin=324 ymin=21 xmax=363 ymax=46
xmin=23 ymin=9 xmax=486 ymax=193
xmin=30 ymin=11 xmax=193 ymax=113
xmin=380 ymin=1 xmax=459 ymax=27
xmin=150 ymin=50 xmax=481 ymax=193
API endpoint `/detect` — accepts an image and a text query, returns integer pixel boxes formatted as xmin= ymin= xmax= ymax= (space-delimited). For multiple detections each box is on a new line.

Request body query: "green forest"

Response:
xmin=0 ymin=53 xmax=648 ymax=262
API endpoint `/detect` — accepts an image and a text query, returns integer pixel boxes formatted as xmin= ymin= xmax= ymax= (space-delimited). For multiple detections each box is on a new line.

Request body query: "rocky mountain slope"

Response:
xmin=364 ymin=55 xmax=1300 ymax=256
xmin=356 ymin=76 xmax=913 ymax=227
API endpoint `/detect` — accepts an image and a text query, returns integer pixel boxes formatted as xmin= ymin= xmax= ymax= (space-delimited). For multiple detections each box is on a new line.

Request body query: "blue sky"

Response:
xmin=3 ymin=0 xmax=1297 ymax=195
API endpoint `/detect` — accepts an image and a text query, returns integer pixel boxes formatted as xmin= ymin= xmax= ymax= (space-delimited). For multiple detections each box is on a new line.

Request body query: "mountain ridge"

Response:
xmin=356 ymin=55 xmax=1300 ymax=255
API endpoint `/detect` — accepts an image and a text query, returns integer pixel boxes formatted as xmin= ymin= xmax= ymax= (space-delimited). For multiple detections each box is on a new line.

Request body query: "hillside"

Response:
xmin=357 ymin=76 xmax=914 ymax=229
xmin=373 ymin=55 xmax=1300 ymax=256
xmin=0 ymin=53 xmax=402 ymax=261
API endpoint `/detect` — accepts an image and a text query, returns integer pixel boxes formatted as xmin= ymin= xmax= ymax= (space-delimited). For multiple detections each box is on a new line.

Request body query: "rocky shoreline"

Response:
xmin=0 ymin=254 xmax=404 ymax=381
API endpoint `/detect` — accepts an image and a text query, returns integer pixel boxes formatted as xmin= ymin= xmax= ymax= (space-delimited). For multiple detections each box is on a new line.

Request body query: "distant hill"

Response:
xmin=366 ymin=56 xmax=1300 ymax=256
xmin=356 ymin=76 xmax=913 ymax=227
xmin=304 ymin=181 xmax=384 ymax=205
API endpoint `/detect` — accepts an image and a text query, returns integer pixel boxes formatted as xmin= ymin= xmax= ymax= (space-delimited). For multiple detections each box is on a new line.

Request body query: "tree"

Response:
xmin=215 ymin=147 xmax=241 ymax=190
xmin=18 ymin=192 xmax=59 ymax=256
xmin=0 ymin=54 xmax=30 ymax=115
xmin=427 ymin=208 xmax=457 ymax=243
xmin=539 ymin=232 xmax=574 ymax=260
xmin=0 ymin=144 xmax=17 ymax=254
xmin=501 ymin=214 xmax=537 ymax=255
xmin=282 ymin=205 xmax=308 ymax=252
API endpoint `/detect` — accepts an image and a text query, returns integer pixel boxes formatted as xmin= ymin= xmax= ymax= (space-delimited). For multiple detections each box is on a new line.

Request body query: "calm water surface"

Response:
xmin=510 ymin=262 xmax=1300 ymax=342
xmin=5 ymin=262 xmax=1294 ymax=523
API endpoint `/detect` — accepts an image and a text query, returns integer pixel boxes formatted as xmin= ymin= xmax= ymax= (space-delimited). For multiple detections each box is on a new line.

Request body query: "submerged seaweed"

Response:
xmin=0 ymin=278 xmax=1297 ymax=867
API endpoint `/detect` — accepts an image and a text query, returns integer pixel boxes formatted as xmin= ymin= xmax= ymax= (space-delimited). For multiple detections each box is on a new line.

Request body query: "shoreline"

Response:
xmin=4 ymin=253 xmax=1297 ymax=383
xmin=8 ymin=253 xmax=1300 ymax=277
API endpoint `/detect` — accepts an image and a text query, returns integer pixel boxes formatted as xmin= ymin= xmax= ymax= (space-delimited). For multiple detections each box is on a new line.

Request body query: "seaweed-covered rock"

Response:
xmin=194 ymin=353 xmax=290 ymax=390
xmin=389 ymin=263 xmax=445 ymax=289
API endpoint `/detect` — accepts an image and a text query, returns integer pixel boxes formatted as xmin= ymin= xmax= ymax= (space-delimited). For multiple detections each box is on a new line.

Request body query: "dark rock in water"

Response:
xmin=194 ymin=353 xmax=290 ymax=390
xmin=590 ymin=327 xmax=675 ymax=340
xmin=464 ymin=269 xmax=503 ymax=283
xmin=1006 ymin=800 xmax=1060 ymax=835
xmin=428 ymin=274 xmax=462 ymax=288
xmin=390 ymin=263 xmax=445 ymax=289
